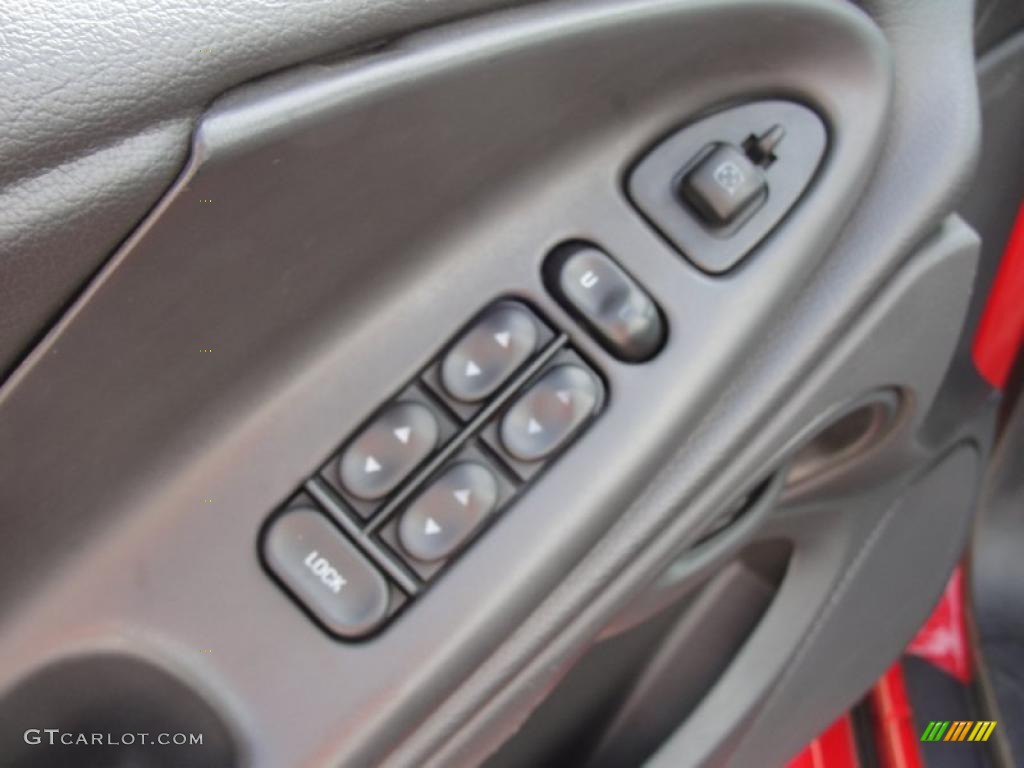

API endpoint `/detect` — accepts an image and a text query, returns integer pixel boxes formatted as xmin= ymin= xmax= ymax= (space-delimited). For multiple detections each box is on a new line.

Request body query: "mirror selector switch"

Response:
xmin=628 ymin=100 xmax=827 ymax=273
xmin=263 ymin=507 xmax=391 ymax=638
xmin=398 ymin=461 xmax=499 ymax=562
xmin=338 ymin=401 xmax=439 ymax=500
xmin=441 ymin=302 xmax=539 ymax=402
xmin=546 ymin=244 xmax=664 ymax=362
xmin=501 ymin=364 xmax=600 ymax=461
xmin=681 ymin=144 xmax=766 ymax=226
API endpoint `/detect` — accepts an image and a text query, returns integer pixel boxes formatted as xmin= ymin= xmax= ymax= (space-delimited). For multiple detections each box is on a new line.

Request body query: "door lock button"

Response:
xmin=338 ymin=401 xmax=439 ymax=500
xmin=500 ymin=364 xmax=599 ymax=461
xmin=681 ymin=143 xmax=766 ymax=226
xmin=548 ymin=244 xmax=664 ymax=362
xmin=263 ymin=507 xmax=391 ymax=638
xmin=398 ymin=461 xmax=499 ymax=562
xmin=441 ymin=302 xmax=539 ymax=402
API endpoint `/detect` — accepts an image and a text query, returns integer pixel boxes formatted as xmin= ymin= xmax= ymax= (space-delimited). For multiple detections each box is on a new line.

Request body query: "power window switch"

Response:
xmin=681 ymin=144 xmax=766 ymax=227
xmin=336 ymin=401 xmax=440 ymax=500
xmin=397 ymin=461 xmax=499 ymax=563
xmin=500 ymin=364 xmax=600 ymax=462
xmin=440 ymin=302 xmax=539 ymax=403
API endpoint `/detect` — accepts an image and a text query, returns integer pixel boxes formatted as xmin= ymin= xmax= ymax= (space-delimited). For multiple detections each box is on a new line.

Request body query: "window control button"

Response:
xmin=501 ymin=364 xmax=599 ymax=461
xmin=338 ymin=401 xmax=439 ymax=500
xmin=263 ymin=507 xmax=390 ymax=638
xmin=681 ymin=143 xmax=766 ymax=226
xmin=441 ymin=302 xmax=539 ymax=403
xmin=398 ymin=462 xmax=499 ymax=562
xmin=551 ymin=244 xmax=664 ymax=362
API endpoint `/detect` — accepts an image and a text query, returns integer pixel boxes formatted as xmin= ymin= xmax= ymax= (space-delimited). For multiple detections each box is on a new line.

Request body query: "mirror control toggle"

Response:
xmin=681 ymin=124 xmax=785 ymax=227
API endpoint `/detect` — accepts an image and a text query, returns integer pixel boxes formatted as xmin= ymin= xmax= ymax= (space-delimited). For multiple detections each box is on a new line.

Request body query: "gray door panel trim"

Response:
xmin=386 ymin=0 xmax=982 ymax=762
xmin=0 ymin=0 xmax=533 ymax=378
xmin=414 ymin=218 xmax=987 ymax=768
xmin=0 ymin=0 xmax=983 ymax=766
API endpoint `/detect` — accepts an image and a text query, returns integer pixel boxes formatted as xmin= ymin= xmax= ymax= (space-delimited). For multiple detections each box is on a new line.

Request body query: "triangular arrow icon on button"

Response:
xmin=453 ymin=488 xmax=471 ymax=507
xmin=466 ymin=360 xmax=482 ymax=377
xmin=393 ymin=426 xmax=411 ymax=444
xmin=425 ymin=517 xmax=442 ymax=535
xmin=365 ymin=456 xmax=382 ymax=473
xmin=527 ymin=418 xmax=543 ymax=435
xmin=494 ymin=331 xmax=510 ymax=348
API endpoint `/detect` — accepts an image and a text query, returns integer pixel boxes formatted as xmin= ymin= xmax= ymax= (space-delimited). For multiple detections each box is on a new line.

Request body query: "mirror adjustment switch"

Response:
xmin=398 ymin=461 xmax=499 ymax=562
xmin=547 ymin=244 xmax=664 ymax=362
xmin=441 ymin=302 xmax=539 ymax=403
xmin=263 ymin=507 xmax=391 ymax=638
xmin=500 ymin=364 xmax=600 ymax=461
xmin=628 ymin=100 xmax=827 ymax=273
xmin=681 ymin=144 xmax=766 ymax=226
xmin=337 ymin=401 xmax=439 ymax=500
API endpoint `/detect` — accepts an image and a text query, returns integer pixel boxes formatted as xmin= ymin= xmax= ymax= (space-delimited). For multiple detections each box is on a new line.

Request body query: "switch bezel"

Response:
xmin=265 ymin=299 xmax=605 ymax=638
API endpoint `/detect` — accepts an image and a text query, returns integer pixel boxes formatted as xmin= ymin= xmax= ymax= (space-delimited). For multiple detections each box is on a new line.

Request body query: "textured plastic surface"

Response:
xmin=0 ymin=0 xmax=528 ymax=379
xmin=0 ymin=1 xmax=989 ymax=767
xmin=0 ymin=1 xmax=889 ymax=765
xmin=587 ymin=557 xmax=783 ymax=767
xmin=420 ymin=1 xmax=982 ymax=762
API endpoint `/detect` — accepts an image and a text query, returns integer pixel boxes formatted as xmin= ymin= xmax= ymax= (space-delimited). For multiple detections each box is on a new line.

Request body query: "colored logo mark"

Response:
xmin=920 ymin=721 xmax=996 ymax=742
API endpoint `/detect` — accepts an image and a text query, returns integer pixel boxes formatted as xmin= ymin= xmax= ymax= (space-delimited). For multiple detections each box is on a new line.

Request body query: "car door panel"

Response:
xmin=0 ymin=1 xmax=997 ymax=766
